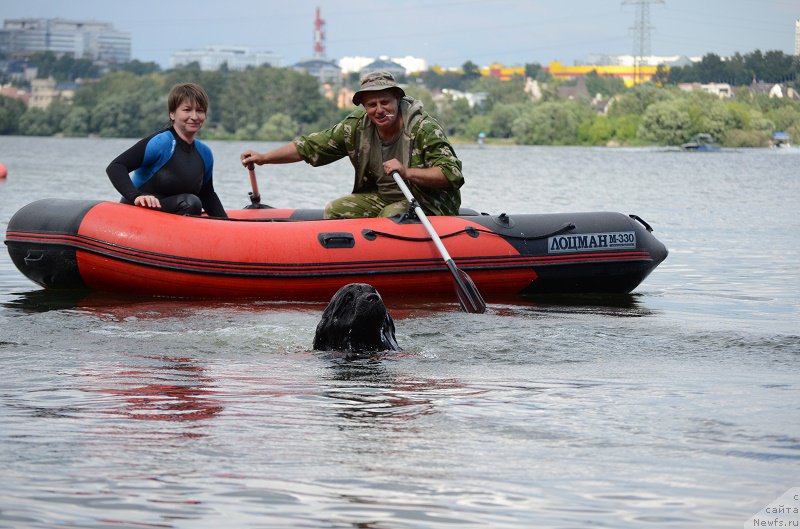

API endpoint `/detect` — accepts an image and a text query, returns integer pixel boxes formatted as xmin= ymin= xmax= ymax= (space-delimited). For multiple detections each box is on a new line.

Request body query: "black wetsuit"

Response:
xmin=106 ymin=127 xmax=227 ymax=217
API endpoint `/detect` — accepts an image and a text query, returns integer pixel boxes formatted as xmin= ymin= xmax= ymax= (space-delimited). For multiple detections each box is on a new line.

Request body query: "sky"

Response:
xmin=3 ymin=0 xmax=798 ymax=69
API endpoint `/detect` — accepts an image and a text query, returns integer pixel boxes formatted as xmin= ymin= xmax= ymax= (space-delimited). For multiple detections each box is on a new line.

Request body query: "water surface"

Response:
xmin=0 ymin=137 xmax=798 ymax=528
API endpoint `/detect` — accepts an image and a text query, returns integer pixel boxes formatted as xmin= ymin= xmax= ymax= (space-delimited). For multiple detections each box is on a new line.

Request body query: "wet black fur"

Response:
xmin=313 ymin=283 xmax=399 ymax=355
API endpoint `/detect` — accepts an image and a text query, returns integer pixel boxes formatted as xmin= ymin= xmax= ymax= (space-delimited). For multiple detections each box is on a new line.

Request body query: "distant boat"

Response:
xmin=772 ymin=132 xmax=791 ymax=148
xmin=681 ymin=133 xmax=720 ymax=152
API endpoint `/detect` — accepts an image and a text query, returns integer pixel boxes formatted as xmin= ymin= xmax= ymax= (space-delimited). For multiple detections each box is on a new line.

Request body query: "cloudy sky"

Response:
xmin=4 ymin=0 xmax=797 ymax=68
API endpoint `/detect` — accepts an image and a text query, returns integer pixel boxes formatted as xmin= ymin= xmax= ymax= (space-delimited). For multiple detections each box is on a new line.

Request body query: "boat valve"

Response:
xmin=492 ymin=212 xmax=515 ymax=228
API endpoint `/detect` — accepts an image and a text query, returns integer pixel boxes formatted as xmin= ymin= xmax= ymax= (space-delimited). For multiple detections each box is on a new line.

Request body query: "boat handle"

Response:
xmin=24 ymin=250 xmax=45 ymax=266
xmin=629 ymin=214 xmax=653 ymax=232
xmin=318 ymin=232 xmax=355 ymax=249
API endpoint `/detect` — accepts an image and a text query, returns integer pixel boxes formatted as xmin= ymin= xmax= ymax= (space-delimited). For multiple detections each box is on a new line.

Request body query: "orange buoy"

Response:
xmin=0 ymin=162 xmax=7 ymax=179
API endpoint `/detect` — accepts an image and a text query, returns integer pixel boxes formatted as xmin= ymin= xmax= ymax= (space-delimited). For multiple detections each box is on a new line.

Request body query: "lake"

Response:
xmin=0 ymin=136 xmax=798 ymax=528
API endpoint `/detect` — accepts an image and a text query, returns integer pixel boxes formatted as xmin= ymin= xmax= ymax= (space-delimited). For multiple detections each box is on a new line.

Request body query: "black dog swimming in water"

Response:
xmin=313 ymin=283 xmax=399 ymax=355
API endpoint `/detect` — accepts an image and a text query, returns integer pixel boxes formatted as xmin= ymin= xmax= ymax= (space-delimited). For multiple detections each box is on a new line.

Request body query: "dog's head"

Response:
xmin=313 ymin=283 xmax=399 ymax=354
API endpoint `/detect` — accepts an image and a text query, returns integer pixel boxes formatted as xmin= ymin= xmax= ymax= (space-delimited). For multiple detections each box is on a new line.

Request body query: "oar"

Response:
xmin=391 ymin=171 xmax=486 ymax=313
xmin=248 ymin=163 xmax=261 ymax=204
xmin=245 ymin=164 xmax=270 ymax=209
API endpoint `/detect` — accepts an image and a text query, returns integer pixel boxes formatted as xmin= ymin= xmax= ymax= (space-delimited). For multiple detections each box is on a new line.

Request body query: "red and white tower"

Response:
xmin=313 ymin=7 xmax=326 ymax=59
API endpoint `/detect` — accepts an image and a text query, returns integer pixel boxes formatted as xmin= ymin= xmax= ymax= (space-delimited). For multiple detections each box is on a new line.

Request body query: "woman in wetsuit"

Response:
xmin=106 ymin=83 xmax=227 ymax=218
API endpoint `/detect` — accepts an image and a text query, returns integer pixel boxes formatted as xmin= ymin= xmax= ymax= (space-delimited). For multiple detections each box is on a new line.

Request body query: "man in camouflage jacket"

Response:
xmin=241 ymin=71 xmax=464 ymax=219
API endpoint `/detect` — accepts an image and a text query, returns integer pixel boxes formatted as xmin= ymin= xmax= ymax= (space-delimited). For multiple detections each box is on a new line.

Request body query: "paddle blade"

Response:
xmin=449 ymin=264 xmax=486 ymax=314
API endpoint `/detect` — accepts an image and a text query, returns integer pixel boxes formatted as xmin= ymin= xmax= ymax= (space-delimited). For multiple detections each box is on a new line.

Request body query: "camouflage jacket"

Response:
xmin=293 ymin=97 xmax=464 ymax=216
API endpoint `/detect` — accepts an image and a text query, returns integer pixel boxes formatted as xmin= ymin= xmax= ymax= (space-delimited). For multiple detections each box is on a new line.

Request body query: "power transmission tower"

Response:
xmin=622 ymin=0 xmax=664 ymax=84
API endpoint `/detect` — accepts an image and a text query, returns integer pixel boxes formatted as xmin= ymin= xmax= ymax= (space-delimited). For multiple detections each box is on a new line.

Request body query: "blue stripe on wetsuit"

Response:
xmin=131 ymin=130 xmax=214 ymax=189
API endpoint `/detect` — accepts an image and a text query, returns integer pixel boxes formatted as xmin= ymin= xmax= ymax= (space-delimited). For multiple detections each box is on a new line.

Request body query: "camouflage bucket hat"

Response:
xmin=352 ymin=71 xmax=406 ymax=105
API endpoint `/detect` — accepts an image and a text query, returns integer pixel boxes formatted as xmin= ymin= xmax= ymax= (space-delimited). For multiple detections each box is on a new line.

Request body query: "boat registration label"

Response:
xmin=548 ymin=231 xmax=636 ymax=253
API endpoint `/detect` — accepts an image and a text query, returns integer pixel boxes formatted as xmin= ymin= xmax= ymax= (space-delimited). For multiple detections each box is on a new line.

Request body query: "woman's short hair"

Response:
xmin=167 ymin=83 xmax=209 ymax=113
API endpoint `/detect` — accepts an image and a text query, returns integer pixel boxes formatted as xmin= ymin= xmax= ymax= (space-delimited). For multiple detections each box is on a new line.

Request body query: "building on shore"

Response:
xmin=170 ymin=45 xmax=281 ymax=71
xmin=0 ymin=18 xmax=130 ymax=63
xmin=0 ymin=83 xmax=31 ymax=105
xmin=292 ymin=58 xmax=342 ymax=85
xmin=795 ymin=19 xmax=800 ymax=56
xmin=339 ymin=55 xmax=427 ymax=76
xmin=480 ymin=63 xmax=526 ymax=80
xmin=677 ymin=82 xmax=733 ymax=98
xmin=357 ymin=57 xmax=406 ymax=80
xmin=548 ymin=55 xmax=697 ymax=87
xmin=548 ymin=61 xmax=660 ymax=87
xmin=28 ymin=77 xmax=77 ymax=109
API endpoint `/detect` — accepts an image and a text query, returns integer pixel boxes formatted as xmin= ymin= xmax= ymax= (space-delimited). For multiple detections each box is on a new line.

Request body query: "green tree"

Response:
xmin=652 ymin=64 xmax=670 ymax=86
xmin=512 ymin=101 xmax=592 ymax=145
xmin=765 ymin=104 xmax=800 ymax=134
xmin=216 ymin=67 xmax=337 ymax=137
xmin=524 ymin=63 xmax=546 ymax=80
xmin=436 ymin=95 xmax=473 ymax=136
xmin=419 ymin=68 xmax=468 ymax=91
xmin=724 ymin=129 xmax=769 ymax=147
xmin=87 ymin=76 xmax=164 ymax=138
xmin=488 ymin=102 xmax=532 ymax=138
xmin=748 ymin=110 xmax=774 ymax=134
xmin=665 ymin=50 xmax=799 ymax=85
xmin=740 ymin=49 xmax=799 ymax=83
xmin=233 ymin=123 xmax=259 ymax=141
xmin=462 ymin=114 xmax=492 ymax=141
xmin=724 ymin=100 xmax=754 ymax=130
xmin=584 ymin=71 xmax=627 ymax=97
xmin=470 ymin=75 xmax=529 ymax=110
xmin=258 ymin=112 xmax=299 ymax=141
xmin=722 ymin=53 xmax=751 ymax=85
xmin=608 ymin=84 xmax=673 ymax=117
xmin=637 ymin=99 xmax=692 ymax=145
xmin=609 ymin=114 xmax=641 ymax=144
xmin=0 ymin=96 xmax=26 ymax=134
xmin=112 ymin=60 xmax=161 ymax=75
xmin=697 ymin=53 xmax=727 ymax=83
xmin=18 ymin=108 xmax=56 ymax=136
xmin=403 ymin=84 xmax=436 ymax=115
xmin=217 ymin=70 xmax=266 ymax=133
xmin=90 ymin=95 xmax=138 ymax=137
xmin=74 ymin=71 xmax=157 ymax=109
xmin=577 ymin=115 xmax=615 ymax=145
xmin=462 ymin=60 xmax=481 ymax=82
xmin=46 ymin=99 xmax=72 ymax=131
xmin=681 ymin=92 xmax=735 ymax=141
xmin=28 ymin=51 xmax=100 ymax=81
xmin=61 ymin=106 xmax=90 ymax=136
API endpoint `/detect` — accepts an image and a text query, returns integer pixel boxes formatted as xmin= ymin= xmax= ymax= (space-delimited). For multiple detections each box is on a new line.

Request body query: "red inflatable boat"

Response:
xmin=5 ymin=199 xmax=668 ymax=302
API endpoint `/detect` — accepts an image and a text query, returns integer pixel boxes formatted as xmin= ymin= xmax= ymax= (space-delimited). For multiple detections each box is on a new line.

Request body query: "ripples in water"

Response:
xmin=2 ymin=141 xmax=799 ymax=528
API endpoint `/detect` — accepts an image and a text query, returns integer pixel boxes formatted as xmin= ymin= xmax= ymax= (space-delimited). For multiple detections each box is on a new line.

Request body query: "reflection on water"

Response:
xmin=2 ymin=287 xmax=92 ymax=313
xmin=511 ymin=292 xmax=653 ymax=318
xmin=86 ymin=355 xmax=224 ymax=425
xmin=2 ymin=287 xmax=330 ymax=321
xmin=2 ymin=285 xmax=653 ymax=324
xmin=323 ymin=357 xmax=465 ymax=427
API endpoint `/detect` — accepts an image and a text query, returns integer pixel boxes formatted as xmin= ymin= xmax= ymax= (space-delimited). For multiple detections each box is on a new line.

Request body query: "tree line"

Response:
xmin=1 ymin=50 xmax=799 ymax=147
xmin=661 ymin=50 xmax=799 ymax=85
